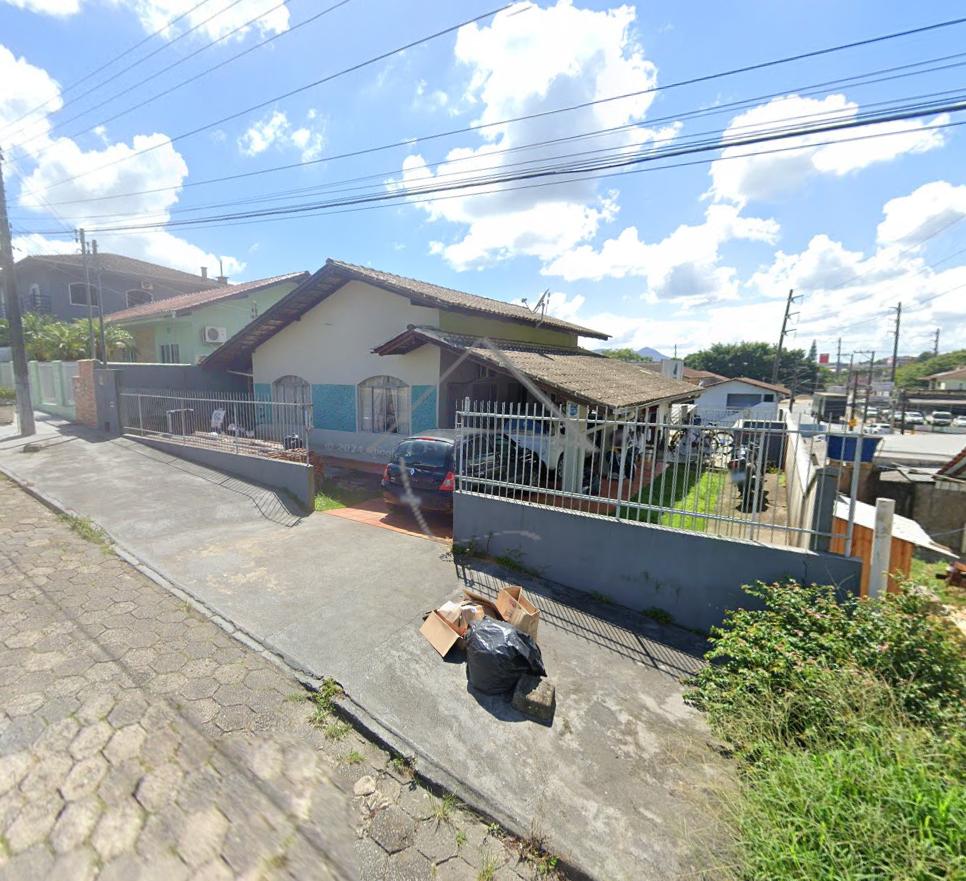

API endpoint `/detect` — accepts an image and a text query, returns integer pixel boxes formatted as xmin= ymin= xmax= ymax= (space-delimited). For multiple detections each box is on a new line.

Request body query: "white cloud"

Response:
xmin=393 ymin=0 xmax=670 ymax=271
xmin=876 ymin=180 xmax=966 ymax=246
xmin=1 ymin=0 xmax=78 ymax=15
xmin=3 ymin=43 xmax=244 ymax=278
xmin=111 ymin=0 xmax=289 ymax=41
xmin=237 ymin=110 xmax=325 ymax=162
xmin=708 ymin=94 xmax=948 ymax=207
xmin=544 ymin=203 xmax=779 ymax=301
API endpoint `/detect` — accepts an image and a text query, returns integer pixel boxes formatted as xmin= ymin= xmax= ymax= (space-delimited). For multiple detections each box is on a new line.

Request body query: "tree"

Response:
xmin=684 ymin=341 xmax=815 ymax=393
xmin=18 ymin=315 xmax=136 ymax=361
xmin=895 ymin=349 xmax=966 ymax=388
xmin=598 ymin=348 xmax=652 ymax=362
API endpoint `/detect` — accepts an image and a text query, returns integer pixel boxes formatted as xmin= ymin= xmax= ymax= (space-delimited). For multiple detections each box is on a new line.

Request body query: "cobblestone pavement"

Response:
xmin=0 ymin=479 xmax=553 ymax=881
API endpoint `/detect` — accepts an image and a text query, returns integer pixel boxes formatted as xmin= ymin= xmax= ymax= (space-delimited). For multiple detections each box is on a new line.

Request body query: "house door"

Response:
xmin=272 ymin=375 xmax=311 ymax=434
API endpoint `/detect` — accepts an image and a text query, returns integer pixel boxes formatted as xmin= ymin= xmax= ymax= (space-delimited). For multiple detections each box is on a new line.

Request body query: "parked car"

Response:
xmin=903 ymin=411 xmax=925 ymax=425
xmin=501 ymin=415 xmax=602 ymax=474
xmin=865 ymin=422 xmax=892 ymax=435
xmin=926 ymin=411 xmax=954 ymax=426
xmin=381 ymin=429 xmax=533 ymax=513
xmin=954 ymin=415 xmax=966 ymax=428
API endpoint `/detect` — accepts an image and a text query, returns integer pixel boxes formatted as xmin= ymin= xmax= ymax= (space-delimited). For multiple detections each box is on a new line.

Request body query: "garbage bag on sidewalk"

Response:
xmin=464 ymin=618 xmax=546 ymax=695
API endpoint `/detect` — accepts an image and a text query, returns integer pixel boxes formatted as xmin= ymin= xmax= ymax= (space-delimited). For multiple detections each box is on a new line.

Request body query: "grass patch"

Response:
xmin=455 ymin=828 xmax=467 ymax=849
xmin=308 ymin=677 xmax=344 ymax=728
xmin=389 ymin=755 xmax=416 ymax=778
xmin=476 ymin=856 xmax=498 ymax=881
xmin=687 ymin=581 xmax=966 ymax=881
xmin=314 ymin=478 xmax=376 ymax=512
xmin=907 ymin=555 xmax=964 ymax=609
xmin=431 ymin=794 xmax=457 ymax=826
xmin=641 ymin=606 xmax=674 ymax=626
xmin=621 ymin=464 xmax=724 ymax=531
xmin=323 ymin=721 xmax=350 ymax=741
xmin=0 ymin=386 xmax=14 ymax=402
xmin=343 ymin=750 xmax=365 ymax=765
xmin=59 ymin=513 xmax=110 ymax=547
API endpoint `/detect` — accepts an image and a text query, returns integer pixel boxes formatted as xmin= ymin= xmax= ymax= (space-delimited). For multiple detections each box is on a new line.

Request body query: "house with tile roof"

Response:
xmin=6 ymin=253 xmax=226 ymax=324
xmin=925 ymin=366 xmax=966 ymax=391
xmin=690 ymin=376 xmax=790 ymax=422
xmin=202 ymin=259 xmax=697 ymax=462
xmin=108 ymin=272 xmax=307 ymax=365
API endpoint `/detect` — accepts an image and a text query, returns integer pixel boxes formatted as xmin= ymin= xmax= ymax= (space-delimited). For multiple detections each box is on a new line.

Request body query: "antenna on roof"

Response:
xmin=216 ymin=257 xmax=228 ymax=285
xmin=532 ymin=288 xmax=549 ymax=318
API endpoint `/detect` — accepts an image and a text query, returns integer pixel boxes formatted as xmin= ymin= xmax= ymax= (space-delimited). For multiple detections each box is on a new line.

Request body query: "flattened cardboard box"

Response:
xmin=419 ymin=602 xmax=486 ymax=657
xmin=464 ymin=587 xmax=540 ymax=639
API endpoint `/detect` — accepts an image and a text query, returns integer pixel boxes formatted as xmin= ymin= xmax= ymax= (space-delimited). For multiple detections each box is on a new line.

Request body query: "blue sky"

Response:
xmin=1 ymin=0 xmax=964 ymax=357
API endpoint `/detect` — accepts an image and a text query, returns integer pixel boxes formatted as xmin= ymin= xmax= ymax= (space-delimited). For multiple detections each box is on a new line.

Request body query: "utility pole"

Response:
xmin=890 ymin=303 xmax=901 ymax=383
xmin=92 ymin=240 xmax=107 ymax=366
xmin=835 ymin=337 xmax=842 ymax=374
xmin=856 ymin=349 xmax=875 ymax=426
xmin=78 ymin=228 xmax=94 ymax=358
xmin=0 ymin=149 xmax=35 ymax=436
xmin=933 ymin=327 xmax=940 ymax=357
xmin=846 ymin=352 xmax=856 ymax=423
xmin=771 ymin=288 xmax=799 ymax=385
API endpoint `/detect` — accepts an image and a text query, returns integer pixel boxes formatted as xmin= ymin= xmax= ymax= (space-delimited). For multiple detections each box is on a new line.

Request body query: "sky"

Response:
xmin=1 ymin=0 xmax=964 ymax=359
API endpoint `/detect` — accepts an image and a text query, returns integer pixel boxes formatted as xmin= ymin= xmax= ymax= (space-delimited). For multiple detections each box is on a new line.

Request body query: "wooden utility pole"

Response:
xmin=0 ymin=149 xmax=35 ymax=436
xmin=933 ymin=327 xmax=940 ymax=357
xmin=771 ymin=288 xmax=799 ymax=385
xmin=92 ymin=239 xmax=107 ymax=365
xmin=835 ymin=337 xmax=842 ymax=374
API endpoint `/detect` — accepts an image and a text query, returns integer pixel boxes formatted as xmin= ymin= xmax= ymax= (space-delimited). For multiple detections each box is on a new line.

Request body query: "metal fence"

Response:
xmin=120 ymin=389 xmax=312 ymax=464
xmin=455 ymin=402 xmax=853 ymax=548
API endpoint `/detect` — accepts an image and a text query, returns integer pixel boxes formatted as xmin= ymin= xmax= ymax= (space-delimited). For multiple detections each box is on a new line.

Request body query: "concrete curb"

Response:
xmin=0 ymin=458 xmax=595 ymax=881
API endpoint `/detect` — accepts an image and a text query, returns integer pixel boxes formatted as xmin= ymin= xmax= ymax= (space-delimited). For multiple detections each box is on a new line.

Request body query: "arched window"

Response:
xmin=358 ymin=375 xmax=409 ymax=435
xmin=272 ymin=374 xmax=310 ymax=405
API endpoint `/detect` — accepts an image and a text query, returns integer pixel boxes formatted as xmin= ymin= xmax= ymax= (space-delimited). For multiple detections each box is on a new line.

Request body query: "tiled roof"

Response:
xmin=937 ymin=445 xmax=966 ymax=479
xmin=373 ymin=328 xmax=697 ymax=409
xmin=19 ymin=252 xmax=222 ymax=289
xmin=702 ymin=375 xmax=791 ymax=396
xmin=107 ymin=272 xmax=308 ymax=323
xmin=327 ymin=260 xmax=608 ymax=339
xmin=925 ymin=365 xmax=966 ymax=381
xmin=203 ymin=259 xmax=610 ymax=372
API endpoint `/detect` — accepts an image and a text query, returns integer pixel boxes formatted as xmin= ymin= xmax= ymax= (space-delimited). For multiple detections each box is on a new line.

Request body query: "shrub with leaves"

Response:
xmin=688 ymin=581 xmax=966 ymax=737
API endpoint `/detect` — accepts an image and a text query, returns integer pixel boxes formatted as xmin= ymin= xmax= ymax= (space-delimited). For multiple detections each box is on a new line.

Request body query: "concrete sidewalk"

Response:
xmin=1 ymin=417 xmax=729 ymax=881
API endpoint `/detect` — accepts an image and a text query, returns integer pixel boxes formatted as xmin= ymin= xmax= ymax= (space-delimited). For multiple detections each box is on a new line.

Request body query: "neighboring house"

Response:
xmin=692 ymin=376 xmax=790 ymax=422
xmin=107 ymin=272 xmax=307 ymax=364
xmin=3 ymin=253 xmax=224 ymax=323
xmin=639 ymin=359 xmax=725 ymax=388
xmin=203 ymin=259 xmax=697 ymax=462
xmin=925 ymin=366 xmax=966 ymax=391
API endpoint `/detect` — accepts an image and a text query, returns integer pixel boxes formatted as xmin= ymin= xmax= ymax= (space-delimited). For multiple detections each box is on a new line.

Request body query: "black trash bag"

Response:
xmin=464 ymin=618 xmax=546 ymax=695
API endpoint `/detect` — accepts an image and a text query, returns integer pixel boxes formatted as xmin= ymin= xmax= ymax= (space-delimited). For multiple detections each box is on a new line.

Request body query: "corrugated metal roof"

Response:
xmin=107 ymin=272 xmax=307 ymax=323
xmin=202 ymin=259 xmax=609 ymax=371
xmin=373 ymin=327 xmax=697 ymax=409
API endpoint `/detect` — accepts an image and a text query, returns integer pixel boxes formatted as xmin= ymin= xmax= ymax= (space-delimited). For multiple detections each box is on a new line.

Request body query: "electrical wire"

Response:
xmin=14 ymin=82 xmax=961 ymax=226
xmin=0 ymin=0 xmax=217 ymax=138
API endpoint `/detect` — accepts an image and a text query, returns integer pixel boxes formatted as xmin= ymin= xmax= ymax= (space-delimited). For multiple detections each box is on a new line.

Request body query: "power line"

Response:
xmin=20 ymin=42 xmax=966 ymax=213
xmin=32 ymin=3 xmax=519 ymax=195
xmin=21 ymin=0 xmax=353 ymax=156
xmin=30 ymin=10 xmax=966 ymax=198
xmin=0 ymin=0 xmax=217 ymax=139
xmin=19 ymin=103 xmax=966 ymax=237
xmin=4 ymin=0 xmax=256 ymax=146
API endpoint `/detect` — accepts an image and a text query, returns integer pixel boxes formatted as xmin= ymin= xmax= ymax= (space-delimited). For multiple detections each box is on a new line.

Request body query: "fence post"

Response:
xmin=844 ymin=432 xmax=864 ymax=556
xmin=137 ymin=394 xmax=143 ymax=434
xmin=868 ymin=497 xmax=895 ymax=599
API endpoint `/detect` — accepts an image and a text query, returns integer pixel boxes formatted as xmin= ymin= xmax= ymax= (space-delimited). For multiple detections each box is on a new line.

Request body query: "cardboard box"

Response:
xmin=495 ymin=586 xmax=540 ymax=639
xmin=419 ymin=602 xmax=487 ymax=657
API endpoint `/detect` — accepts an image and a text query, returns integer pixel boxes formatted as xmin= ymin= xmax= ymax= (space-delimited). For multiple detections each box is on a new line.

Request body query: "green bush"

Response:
xmin=688 ymin=581 xmax=966 ymax=736
xmin=688 ymin=582 xmax=966 ymax=881
xmin=0 ymin=386 xmax=14 ymax=402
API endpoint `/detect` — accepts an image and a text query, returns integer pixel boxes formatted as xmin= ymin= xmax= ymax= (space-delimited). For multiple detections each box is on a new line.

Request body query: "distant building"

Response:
xmin=108 ymin=272 xmax=307 ymax=365
xmin=3 ymin=253 xmax=223 ymax=323
xmin=691 ymin=376 xmax=790 ymax=422
xmin=924 ymin=366 xmax=966 ymax=391
xmin=639 ymin=359 xmax=725 ymax=388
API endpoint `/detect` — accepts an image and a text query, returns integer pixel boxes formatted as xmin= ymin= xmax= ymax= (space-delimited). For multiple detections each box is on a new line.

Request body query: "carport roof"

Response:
xmin=202 ymin=258 xmax=609 ymax=371
xmin=373 ymin=327 xmax=698 ymax=409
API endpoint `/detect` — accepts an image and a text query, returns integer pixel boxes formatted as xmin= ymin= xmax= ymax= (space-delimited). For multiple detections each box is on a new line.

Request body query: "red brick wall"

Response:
xmin=73 ymin=360 xmax=97 ymax=428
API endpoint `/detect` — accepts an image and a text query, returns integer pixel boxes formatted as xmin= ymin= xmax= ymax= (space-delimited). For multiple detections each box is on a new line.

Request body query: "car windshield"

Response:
xmin=391 ymin=439 xmax=452 ymax=468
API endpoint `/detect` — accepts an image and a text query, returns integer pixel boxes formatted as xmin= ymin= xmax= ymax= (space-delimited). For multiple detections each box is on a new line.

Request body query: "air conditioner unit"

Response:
xmin=203 ymin=326 xmax=228 ymax=344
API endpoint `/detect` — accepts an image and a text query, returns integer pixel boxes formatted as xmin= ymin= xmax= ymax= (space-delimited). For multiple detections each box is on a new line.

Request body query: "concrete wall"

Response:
xmin=454 ymin=494 xmax=862 ymax=633
xmin=109 ymin=362 xmax=249 ymax=393
xmin=0 ymin=359 xmax=77 ymax=420
xmin=133 ymin=436 xmax=315 ymax=513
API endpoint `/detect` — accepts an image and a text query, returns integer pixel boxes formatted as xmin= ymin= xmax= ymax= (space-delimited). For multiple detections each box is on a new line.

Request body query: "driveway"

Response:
xmin=0 ymin=417 xmax=729 ymax=881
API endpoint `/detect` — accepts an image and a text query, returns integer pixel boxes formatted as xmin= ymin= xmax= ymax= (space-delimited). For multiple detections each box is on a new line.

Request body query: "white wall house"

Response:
xmin=204 ymin=259 xmax=697 ymax=464
xmin=692 ymin=377 xmax=789 ymax=423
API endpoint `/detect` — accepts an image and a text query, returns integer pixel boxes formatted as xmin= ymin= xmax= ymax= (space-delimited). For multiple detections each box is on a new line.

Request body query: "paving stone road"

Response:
xmin=0 ymin=479 xmax=554 ymax=881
